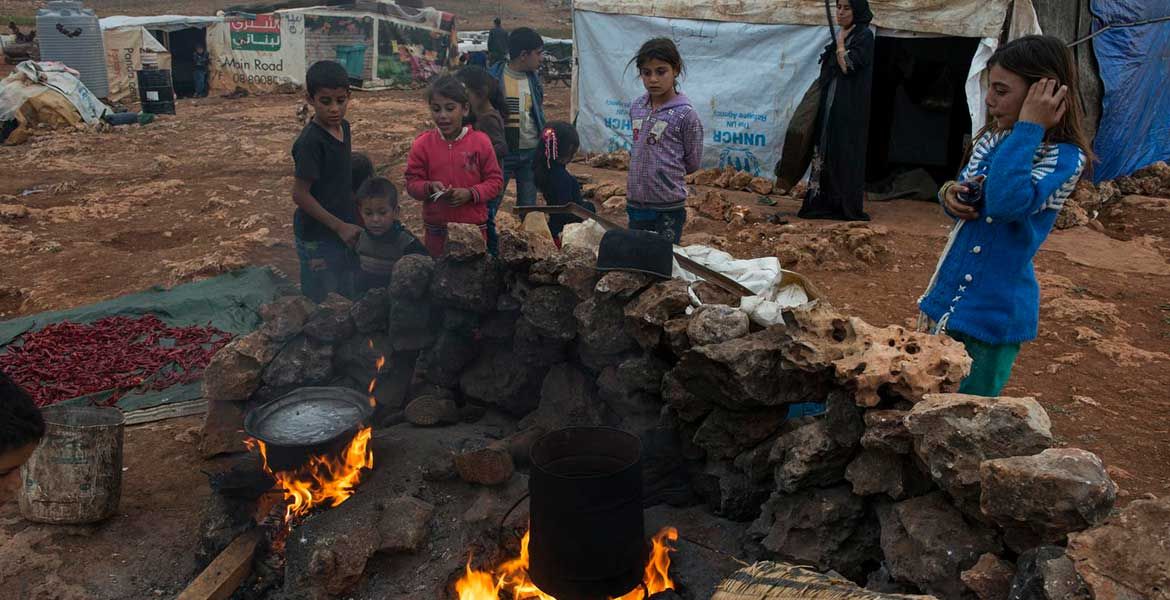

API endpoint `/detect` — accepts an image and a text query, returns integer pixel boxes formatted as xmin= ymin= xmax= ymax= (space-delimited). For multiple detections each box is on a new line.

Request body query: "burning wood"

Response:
xmin=245 ymin=426 xmax=374 ymax=523
xmin=455 ymin=526 xmax=679 ymax=599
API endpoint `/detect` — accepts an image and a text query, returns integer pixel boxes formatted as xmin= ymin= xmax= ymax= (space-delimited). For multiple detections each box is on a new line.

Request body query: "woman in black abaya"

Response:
xmin=799 ymin=0 xmax=876 ymax=222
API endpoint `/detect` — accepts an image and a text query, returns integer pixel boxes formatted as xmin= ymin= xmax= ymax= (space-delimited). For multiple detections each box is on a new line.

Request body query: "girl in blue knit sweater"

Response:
xmin=919 ymin=36 xmax=1093 ymax=397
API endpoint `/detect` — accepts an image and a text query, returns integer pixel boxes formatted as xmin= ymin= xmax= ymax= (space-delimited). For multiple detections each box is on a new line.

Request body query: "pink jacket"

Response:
xmin=404 ymin=127 xmax=503 ymax=227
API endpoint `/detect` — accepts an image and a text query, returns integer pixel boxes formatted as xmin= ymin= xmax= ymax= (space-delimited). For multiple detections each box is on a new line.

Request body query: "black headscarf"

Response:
xmin=848 ymin=0 xmax=874 ymax=27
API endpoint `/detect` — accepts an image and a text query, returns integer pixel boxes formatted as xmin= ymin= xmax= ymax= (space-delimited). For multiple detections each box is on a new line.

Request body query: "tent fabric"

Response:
xmin=100 ymin=15 xmax=225 ymax=32
xmin=102 ymin=27 xmax=173 ymax=103
xmin=0 ymin=267 xmax=285 ymax=411
xmin=572 ymin=0 xmax=1011 ymax=39
xmin=0 ymin=61 xmax=110 ymax=125
xmin=1091 ymin=0 xmax=1170 ymax=182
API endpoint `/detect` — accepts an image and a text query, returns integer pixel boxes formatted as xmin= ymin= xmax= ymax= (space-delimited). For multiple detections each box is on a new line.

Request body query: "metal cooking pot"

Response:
xmin=243 ymin=387 xmax=374 ymax=472
xmin=528 ymin=427 xmax=645 ymax=600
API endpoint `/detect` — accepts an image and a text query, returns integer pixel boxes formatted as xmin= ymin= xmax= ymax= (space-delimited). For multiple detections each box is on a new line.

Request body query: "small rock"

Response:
xmin=688 ymin=190 xmax=731 ymax=221
xmin=662 ymin=317 xmax=692 ymax=357
xmin=845 ymin=449 xmax=932 ymax=500
xmin=259 ymin=295 xmax=316 ymax=342
xmin=415 ymin=331 xmax=478 ymax=386
xmin=521 ymin=363 xmax=612 ymax=430
xmin=749 ymin=484 xmax=878 ymax=581
xmin=624 ymin=279 xmax=692 ymax=349
xmin=376 ymin=496 xmax=434 ymax=553
xmin=521 ymin=285 xmax=579 ymax=341
xmin=350 ymin=287 xmax=390 ymax=333
xmin=454 ymin=441 xmax=515 ymax=485
xmin=1009 ymin=546 xmax=1089 ymax=600
xmin=575 ymin=296 xmax=637 ymax=358
xmin=404 ymin=395 xmax=459 ymax=426
xmin=1067 ymin=497 xmax=1170 ymax=600
xmin=262 ymin=335 xmax=333 ymax=388
xmin=661 ymin=370 xmax=712 ymax=424
xmin=749 ymin=177 xmax=774 ymax=195
xmin=303 ymin=293 xmax=356 ymax=343
xmin=388 ymin=297 xmax=436 ymax=351
xmin=729 ymin=170 xmax=754 ymax=191
xmin=861 ymin=409 xmax=913 ymax=454
xmin=443 ymin=222 xmax=488 ymax=261
xmin=693 ymin=407 xmax=788 ymax=461
xmin=769 ymin=417 xmax=856 ymax=492
xmin=616 ymin=354 xmax=671 ymax=394
xmin=389 ymin=254 xmax=435 ymax=300
xmin=498 ymin=228 xmax=555 ymax=270
xmin=199 ymin=400 xmax=247 ymax=458
xmin=513 ymin=318 xmax=569 ymax=368
xmin=459 ymin=351 xmax=539 ymax=417
xmin=595 ymin=270 xmax=657 ymax=300
xmin=431 ymin=255 xmax=502 ymax=313
xmin=687 ymin=305 xmax=750 ymax=346
xmin=980 ymin=448 xmax=1117 ymax=546
xmin=961 ymin=553 xmax=1016 ymax=600
xmin=0 ymin=204 xmax=32 ymax=222
xmin=201 ymin=331 xmax=279 ymax=402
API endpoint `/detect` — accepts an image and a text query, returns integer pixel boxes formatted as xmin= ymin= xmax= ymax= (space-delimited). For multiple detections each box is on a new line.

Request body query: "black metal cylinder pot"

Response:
xmin=528 ymin=427 xmax=645 ymax=600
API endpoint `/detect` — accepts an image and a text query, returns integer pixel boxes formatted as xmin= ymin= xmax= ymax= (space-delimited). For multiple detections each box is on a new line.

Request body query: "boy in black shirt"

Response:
xmin=192 ymin=43 xmax=210 ymax=97
xmin=291 ymin=61 xmax=362 ymax=301
xmin=0 ymin=371 xmax=45 ymax=503
xmin=354 ymin=177 xmax=426 ymax=293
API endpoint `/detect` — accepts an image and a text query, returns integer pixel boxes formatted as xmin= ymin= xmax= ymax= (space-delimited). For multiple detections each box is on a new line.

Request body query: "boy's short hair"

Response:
xmin=351 ymin=152 xmax=374 ymax=193
xmin=357 ymin=177 xmax=399 ymax=210
xmin=0 ymin=371 xmax=45 ymax=454
xmin=508 ymin=27 xmax=544 ymax=60
xmin=306 ymin=60 xmax=350 ymax=97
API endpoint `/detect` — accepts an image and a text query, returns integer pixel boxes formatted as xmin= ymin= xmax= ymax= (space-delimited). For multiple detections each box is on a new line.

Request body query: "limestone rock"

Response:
xmin=692 ymin=462 xmax=771 ymax=521
xmin=201 ymin=330 xmax=279 ymax=402
xmin=687 ymin=305 xmax=750 ymax=346
xmin=259 ymin=295 xmax=316 ymax=341
xmin=302 ymin=293 xmax=355 ymax=343
xmin=441 ymin=308 xmax=481 ymax=335
xmin=575 ymin=296 xmax=637 ymax=357
xmin=961 ymin=553 xmax=1016 ymax=600
xmin=733 ymin=436 xmax=777 ymax=484
xmin=662 ymin=317 xmax=692 ymax=357
xmin=389 ymin=254 xmax=434 ymax=300
xmin=1067 ymin=497 xmax=1170 ymax=600
xmin=768 ymin=417 xmax=857 ymax=492
xmin=749 ymin=177 xmax=774 ymax=195
xmin=404 ymin=395 xmax=460 ymax=426
xmin=729 ymin=170 xmax=754 ymax=191
xmin=454 ymin=441 xmax=515 ymax=486
xmin=1009 ymin=547 xmax=1091 ymax=600
xmin=444 ymin=222 xmax=487 ymax=261
xmin=199 ymin=399 xmax=247 ymax=458
xmin=661 ymin=370 xmax=712 ymax=424
xmin=906 ymin=393 xmax=1053 ymax=515
xmin=878 ymin=492 xmax=1002 ymax=599
xmin=350 ymin=287 xmax=390 ymax=333
xmin=598 ymin=367 xmax=660 ymax=431
xmin=693 ymin=407 xmax=788 ymax=461
xmin=595 ymin=270 xmax=657 ymax=300
xmin=262 ymin=335 xmax=333 ymax=389
xmin=498 ymin=227 xmax=555 ymax=270
xmin=513 ymin=318 xmax=568 ymax=367
xmin=624 ymin=279 xmax=691 ymax=349
xmin=846 ymin=449 xmax=932 ymax=500
xmin=980 ymin=448 xmax=1117 ymax=545
xmin=615 ymin=354 xmax=670 ymax=395
xmin=686 ymin=168 xmax=720 ymax=187
xmin=861 ymin=409 xmax=913 ymax=454
xmin=416 ymin=331 xmax=478 ymax=386
xmin=749 ymin=484 xmax=879 ymax=582
xmin=459 ymin=350 xmax=540 ymax=417
xmin=388 ymin=297 xmax=436 ymax=351
xmin=688 ymin=190 xmax=731 ymax=221
xmin=431 ymin=255 xmax=502 ymax=313
xmin=522 ymin=285 xmax=579 ymax=341
xmin=376 ymin=496 xmax=434 ymax=553
xmin=521 ymin=363 xmax=613 ymax=431
xmin=530 ymin=245 xmax=597 ymax=298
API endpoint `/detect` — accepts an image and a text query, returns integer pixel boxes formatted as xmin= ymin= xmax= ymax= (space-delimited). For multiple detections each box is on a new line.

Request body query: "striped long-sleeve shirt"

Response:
xmin=627 ymin=93 xmax=704 ymax=212
xmin=919 ymin=121 xmax=1086 ymax=345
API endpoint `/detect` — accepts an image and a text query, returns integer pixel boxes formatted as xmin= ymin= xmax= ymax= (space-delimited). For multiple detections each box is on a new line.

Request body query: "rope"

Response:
xmin=1067 ymin=13 xmax=1170 ymax=47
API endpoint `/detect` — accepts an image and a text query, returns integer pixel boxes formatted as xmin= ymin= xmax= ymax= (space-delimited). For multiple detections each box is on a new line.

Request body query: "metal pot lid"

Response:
xmin=243 ymin=386 xmax=373 ymax=448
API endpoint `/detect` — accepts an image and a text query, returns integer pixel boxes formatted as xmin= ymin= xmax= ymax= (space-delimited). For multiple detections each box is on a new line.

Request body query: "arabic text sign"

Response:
xmin=231 ymin=14 xmax=282 ymax=51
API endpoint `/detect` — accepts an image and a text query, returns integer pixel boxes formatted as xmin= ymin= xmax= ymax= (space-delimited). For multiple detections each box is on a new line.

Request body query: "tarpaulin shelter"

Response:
xmin=0 ymin=61 xmax=111 ymax=144
xmin=101 ymin=15 xmax=229 ymax=100
xmin=206 ymin=0 xmax=455 ymax=93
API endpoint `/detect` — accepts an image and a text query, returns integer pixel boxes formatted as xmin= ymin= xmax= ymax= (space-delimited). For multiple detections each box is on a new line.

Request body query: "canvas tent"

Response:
xmin=101 ymin=15 xmax=228 ymax=102
xmin=572 ymin=0 xmax=1038 ymax=181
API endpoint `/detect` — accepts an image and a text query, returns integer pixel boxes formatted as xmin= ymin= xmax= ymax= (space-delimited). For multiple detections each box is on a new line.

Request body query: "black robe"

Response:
xmin=799 ymin=26 xmax=875 ymax=222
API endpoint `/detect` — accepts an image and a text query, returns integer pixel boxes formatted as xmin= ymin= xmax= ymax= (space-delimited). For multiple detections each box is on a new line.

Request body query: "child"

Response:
xmin=918 ymin=35 xmax=1091 ymax=397
xmin=1 ymin=370 xmax=45 ymax=503
xmin=354 ymin=177 xmax=426 ymax=293
xmin=193 ymin=44 xmax=210 ymax=98
xmin=627 ymin=38 xmax=704 ymax=243
xmin=489 ymin=27 xmax=546 ymax=213
xmin=533 ymin=121 xmax=596 ymax=244
xmin=351 ymin=152 xmax=374 ymax=194
xmin=291 ymin=60 xmax=362 ymax=301
xmin=404 ymin=75 xmax=504 ymax=257
xmin=456 ymin=65 xmax=508 ymax=253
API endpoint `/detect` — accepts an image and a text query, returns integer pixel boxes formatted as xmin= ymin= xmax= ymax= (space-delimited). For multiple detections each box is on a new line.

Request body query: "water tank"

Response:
xmin=36 ymin=1 xmax=109 ymax=98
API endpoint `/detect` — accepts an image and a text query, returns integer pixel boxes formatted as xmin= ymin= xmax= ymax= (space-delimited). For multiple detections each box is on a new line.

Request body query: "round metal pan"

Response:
xmin=243 ymin=387 xmax=373 ymax=471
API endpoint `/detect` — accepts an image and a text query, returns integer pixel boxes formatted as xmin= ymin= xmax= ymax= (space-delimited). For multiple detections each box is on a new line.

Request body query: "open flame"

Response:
xmin=367 ymin=339 xmax=385 ymax=409
xmin=455 ymin=526 xmax=679 ymax=600
xmin=246 ymin=426 xmax=375 ymax=523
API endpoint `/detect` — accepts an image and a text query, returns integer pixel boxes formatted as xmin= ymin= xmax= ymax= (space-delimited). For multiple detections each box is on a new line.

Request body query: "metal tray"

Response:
xmin=244 ymin=387 xmax=373 ymax=448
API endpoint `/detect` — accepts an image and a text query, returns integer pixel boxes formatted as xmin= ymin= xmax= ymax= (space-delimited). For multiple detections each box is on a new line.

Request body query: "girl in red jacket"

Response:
xmin=405 ymin=75 xmax=504 ymax=257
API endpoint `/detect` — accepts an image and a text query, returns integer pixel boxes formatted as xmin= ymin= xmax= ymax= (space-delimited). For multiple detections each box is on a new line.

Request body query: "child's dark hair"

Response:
xmin=0 ymin=370 xmax=45 ymax=454
xmin=306 ymin=60 xmax=350 ymax=97
xmin=508 ymin=27 xmax=544 ymax=60
xmin=628 ymin=38 xmax=684 ymax=82
xmin=455 ymin=65 xmax=506 ymax=117
xmin=351 ymin=152 xmax=374 ymax=193
xmin=357 ymin=177 xmax=399 ymax=210
xmin=426 ymin=74 xmax=469 ymax=106
xmin=534 ymin=121 xmax=581 ymax=194
xmin=986 ymin=35 xmax=1095 ymax=164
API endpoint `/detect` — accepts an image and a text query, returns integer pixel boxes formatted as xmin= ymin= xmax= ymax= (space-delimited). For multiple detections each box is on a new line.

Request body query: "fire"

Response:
xmin=366 ymin=339 xmax=385 ymax=409
xmin=455 ymin=526 xmax=679 ymax=600
xmin=247 ymin=426 xmax=375 ymax=522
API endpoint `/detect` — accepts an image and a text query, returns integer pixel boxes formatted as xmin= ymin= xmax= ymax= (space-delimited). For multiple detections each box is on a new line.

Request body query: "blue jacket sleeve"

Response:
xmin=983 ymin=121 xmax=1085 ymax=223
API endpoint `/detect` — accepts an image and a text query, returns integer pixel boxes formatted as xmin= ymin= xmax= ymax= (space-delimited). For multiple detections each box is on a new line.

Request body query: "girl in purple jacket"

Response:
xmin=626 ymin=38 xmax=704 ymax=243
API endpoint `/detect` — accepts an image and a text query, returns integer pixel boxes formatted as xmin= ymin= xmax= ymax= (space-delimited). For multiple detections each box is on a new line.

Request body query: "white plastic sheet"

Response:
xmin=573 ymin=11 xmax=826 ymax=177
xmin=672 ymin=245 xmax=811 ymax=326
xmin=0 ymin=61 xmax=110 ymax=124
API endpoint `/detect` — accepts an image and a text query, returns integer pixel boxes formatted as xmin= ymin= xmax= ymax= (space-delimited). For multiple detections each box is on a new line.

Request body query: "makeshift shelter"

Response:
xmin=206 ymin=0 xmax=455 ymax=93
xmin=572 ymin=0 xmax=1038 ymax=182
xmin=101 ymin=15 xmax=225 ymax=101
xmin=0 ymin=61 xmax=110 ymax=144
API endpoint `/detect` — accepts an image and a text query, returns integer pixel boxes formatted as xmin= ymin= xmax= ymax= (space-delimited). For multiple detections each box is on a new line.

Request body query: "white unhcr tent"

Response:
xmin=571 ymin=0 xmax=1041 ymax=179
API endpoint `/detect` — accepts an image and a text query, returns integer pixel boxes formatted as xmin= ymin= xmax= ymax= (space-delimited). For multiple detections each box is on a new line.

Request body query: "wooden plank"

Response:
xmin=123 ymin=399 xmax=208 ymax=426
xmin=176 ymin=529 xmax=263 ymax=600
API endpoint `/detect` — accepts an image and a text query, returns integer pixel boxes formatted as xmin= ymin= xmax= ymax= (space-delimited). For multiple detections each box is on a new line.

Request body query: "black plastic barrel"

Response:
xmin=529 ymin=427 xmax=645 ymax=600
xmin=137 ymin=69 xmax=176 ymax=115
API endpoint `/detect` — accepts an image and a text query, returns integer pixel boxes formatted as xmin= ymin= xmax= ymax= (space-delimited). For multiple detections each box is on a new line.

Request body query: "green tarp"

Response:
xmin=0 ymin=267 xmax=286 ymax=411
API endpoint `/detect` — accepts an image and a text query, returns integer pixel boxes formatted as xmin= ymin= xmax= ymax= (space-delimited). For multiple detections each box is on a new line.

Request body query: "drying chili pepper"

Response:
xmin=0 ymin=315 xmax=233 ymax=408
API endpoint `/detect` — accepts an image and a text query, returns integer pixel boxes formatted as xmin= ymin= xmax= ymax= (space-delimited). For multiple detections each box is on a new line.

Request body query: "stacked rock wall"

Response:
xmin=200 ymin=223 xmax=1127 ymax=600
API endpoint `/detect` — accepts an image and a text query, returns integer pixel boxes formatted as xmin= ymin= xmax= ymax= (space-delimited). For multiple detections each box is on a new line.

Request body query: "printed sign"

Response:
xmin=231 ymin=14 xmax=282 ymax=51
xmin=574 ymin=12 xmax=827 ymax=177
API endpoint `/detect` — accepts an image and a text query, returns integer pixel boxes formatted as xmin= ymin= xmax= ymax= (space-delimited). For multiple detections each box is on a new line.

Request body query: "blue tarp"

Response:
xmin=1091 ymin=1 xmax=1170 ymax=182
